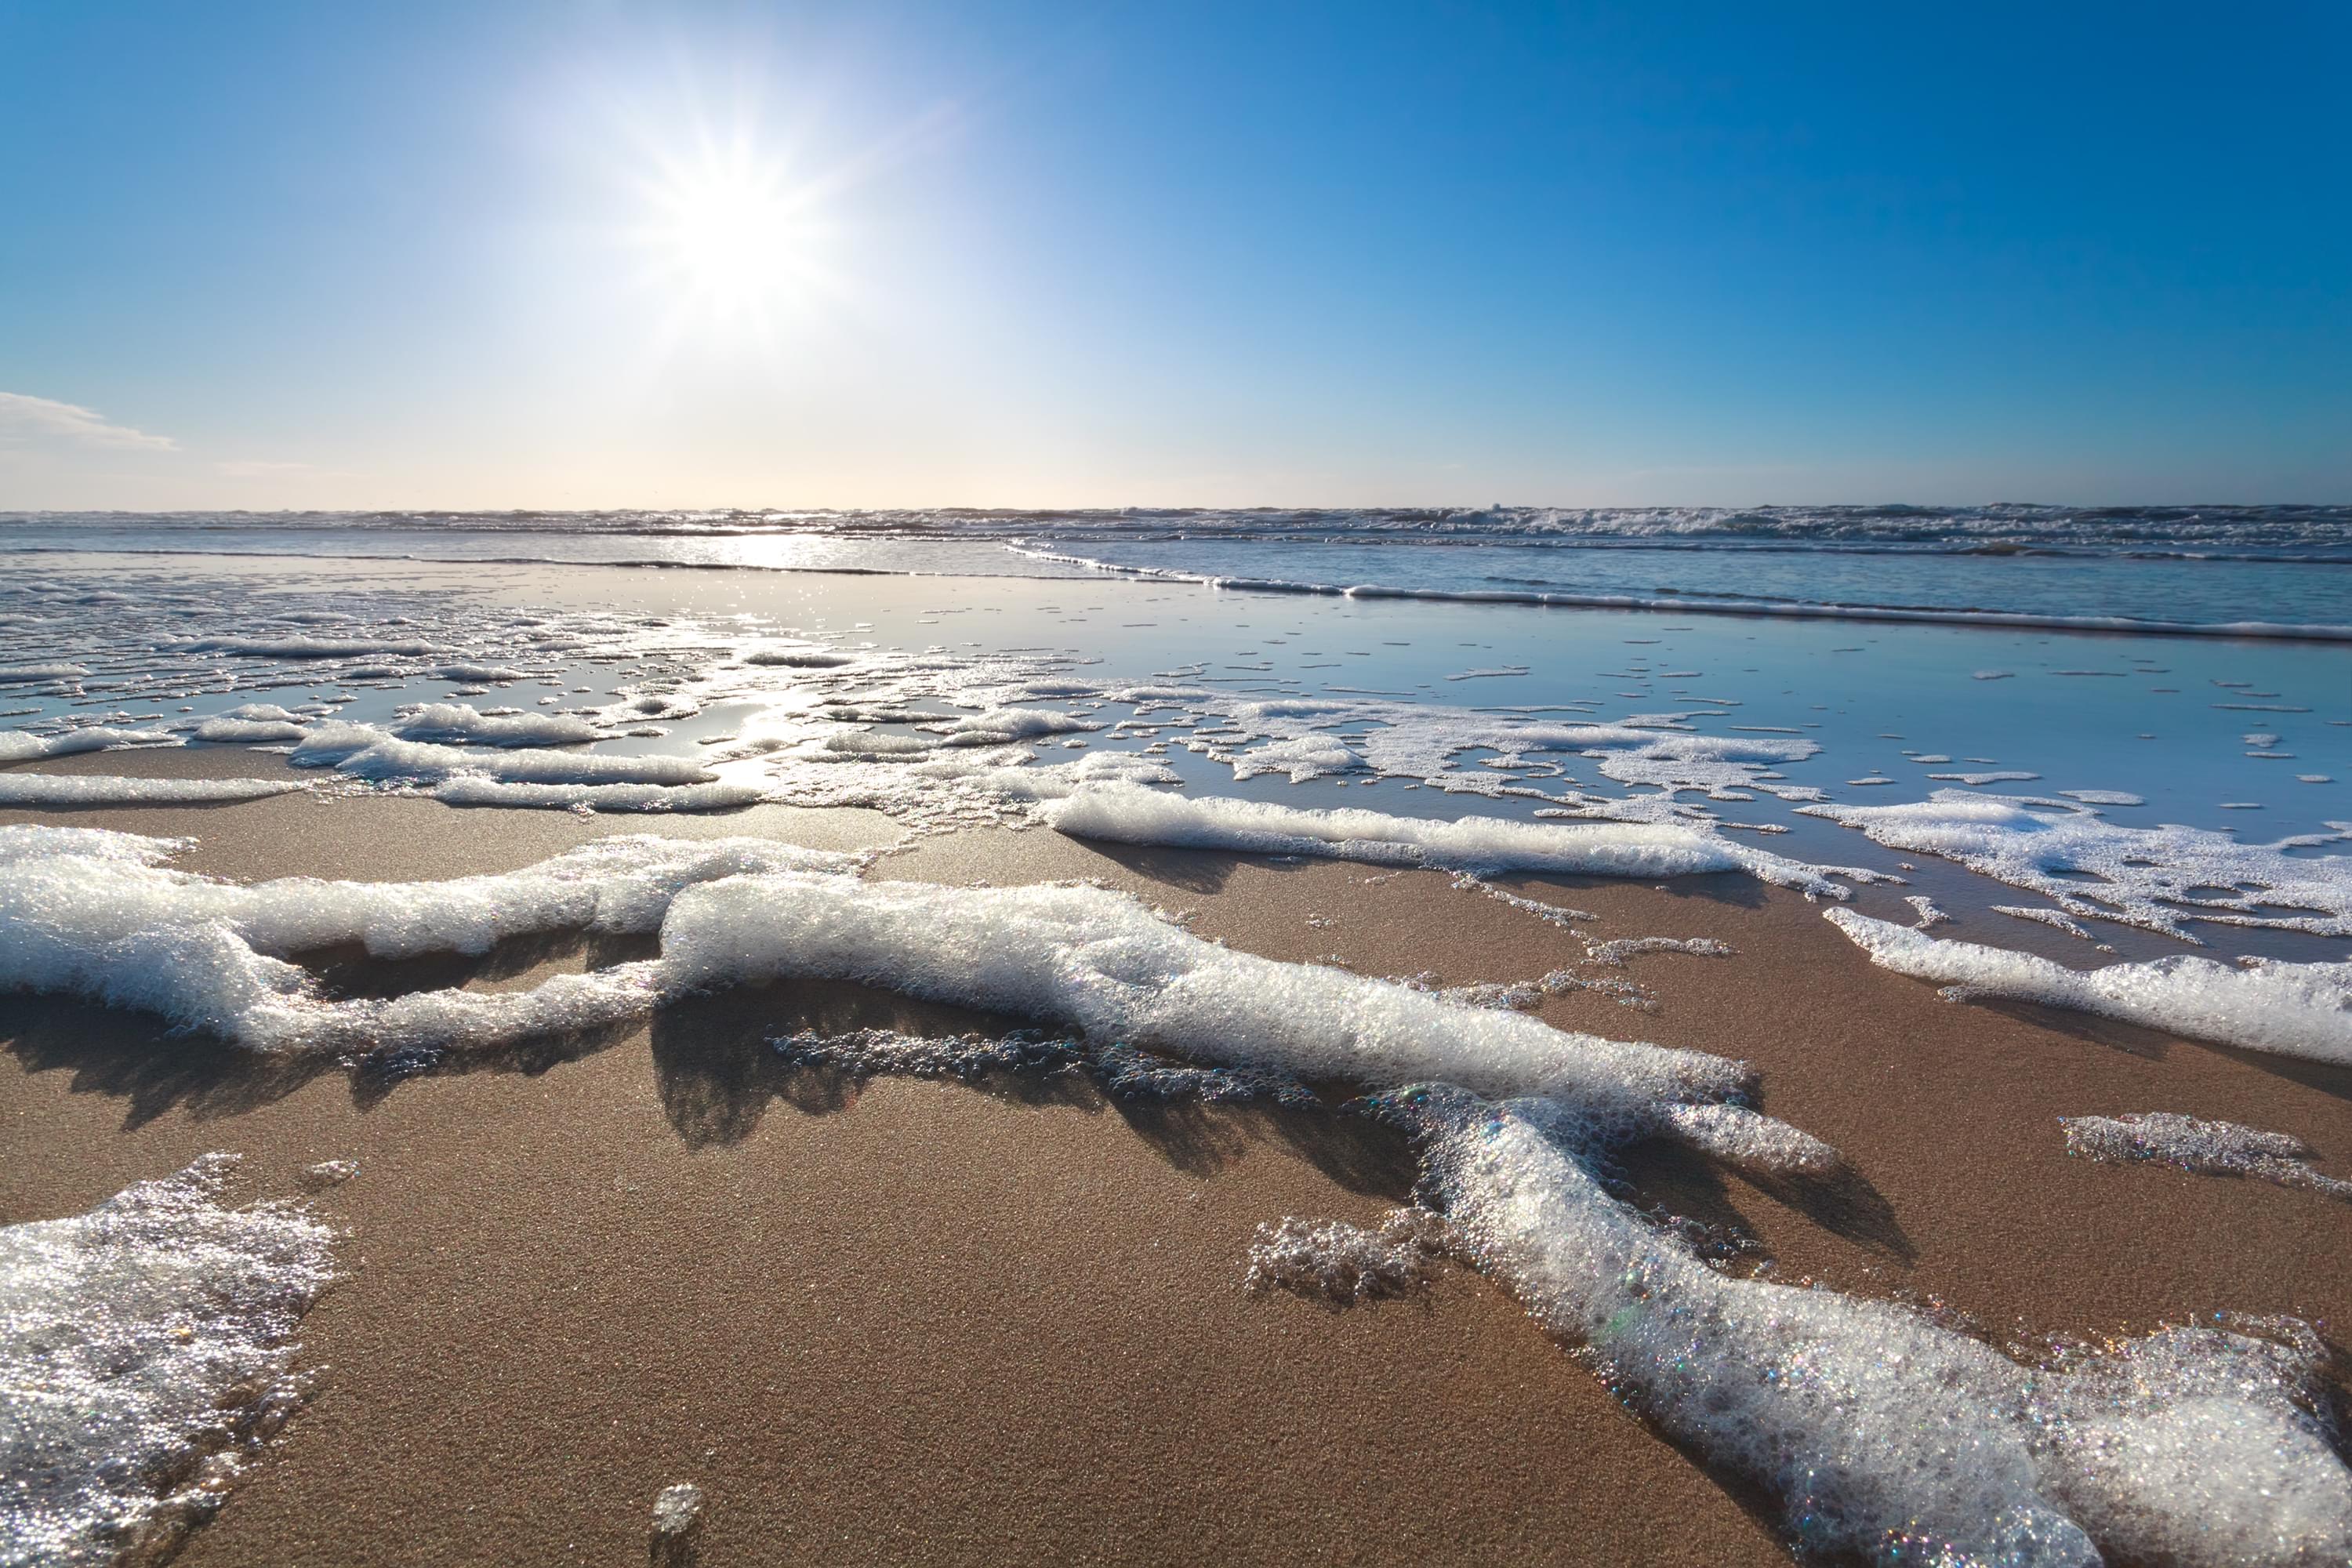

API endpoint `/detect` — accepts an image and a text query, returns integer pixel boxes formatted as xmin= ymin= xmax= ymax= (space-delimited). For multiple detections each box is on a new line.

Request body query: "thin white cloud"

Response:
xmin=0 ymin=391 xmax=178 ymax=451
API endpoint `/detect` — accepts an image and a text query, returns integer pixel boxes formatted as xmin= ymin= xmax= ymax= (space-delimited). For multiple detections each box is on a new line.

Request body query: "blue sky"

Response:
xmin=2 ymin=2 xmax=2345 ymax=508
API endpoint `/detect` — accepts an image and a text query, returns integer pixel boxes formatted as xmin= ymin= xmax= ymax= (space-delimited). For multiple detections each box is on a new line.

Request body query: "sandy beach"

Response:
xmin=10 ymin=9 xmax=2347 ymax=1559
xmin=5 ymin=751 xmax=2348 ymax=1566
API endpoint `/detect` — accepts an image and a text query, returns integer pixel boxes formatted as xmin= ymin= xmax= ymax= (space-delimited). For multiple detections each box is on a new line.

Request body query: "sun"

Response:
xmin=636 ymin=147 xmax=824 ymax=327
xmin=660 ymin=163 xmax=797 ymax=306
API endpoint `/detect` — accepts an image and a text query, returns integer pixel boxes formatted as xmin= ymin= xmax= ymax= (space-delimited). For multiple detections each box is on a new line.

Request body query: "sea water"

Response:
xmin=0 ymin=512 xmax=2342 ymax=960
xmin=2 ymin=503 xmax=2347 ymax=633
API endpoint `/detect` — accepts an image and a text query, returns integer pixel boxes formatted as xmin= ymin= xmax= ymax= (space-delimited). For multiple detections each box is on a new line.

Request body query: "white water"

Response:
xmin=1825 ymin=911 xmax=2352 ymax=1062
xmin=0 ymin=826 xmax=855 ymax=1050
xmin=0 ymin=775 xmax=305 ymax=805
xmin=1243 ymin=1209 xmax=1450 ymax=1303
xmin=290 ymin=724 xmax=716 ymax=787
xmin=0 ymin=728 xmax=172 ymax=763
xmin=1040 ymin=786 xmax=1880 ymax=898
xmin=1411 ymin=1087 xmax=2351 ymax=1566
xmin=1805 ymin=793 xmax=2352 ymax=941
xmin=2061 ymin=1112 xmax=2352 ymax=1202
xmin=0 ymin=1155 xmax=339 ymax=1567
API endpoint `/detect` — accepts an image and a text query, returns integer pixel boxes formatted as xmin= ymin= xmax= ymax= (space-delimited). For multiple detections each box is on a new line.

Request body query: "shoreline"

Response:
xmin=11 ymin=535 xmax=2352 ymax=641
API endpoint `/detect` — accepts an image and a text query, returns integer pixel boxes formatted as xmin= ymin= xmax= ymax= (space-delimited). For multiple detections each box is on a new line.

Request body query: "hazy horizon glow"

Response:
xmin=2 ymin=2 xmax=2347 ymax=511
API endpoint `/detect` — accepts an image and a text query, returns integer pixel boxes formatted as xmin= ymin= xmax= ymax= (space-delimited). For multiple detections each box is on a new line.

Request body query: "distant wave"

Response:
xmin=5 ymin=509 xmax=2347 ymax=639
xmin=5 ymin=502 xmax=2350 ymax=557
xmin=0 ymin=542 xmax=929 ymax=575
xmin=1014 ymin=547 xmax=2352 ymax=641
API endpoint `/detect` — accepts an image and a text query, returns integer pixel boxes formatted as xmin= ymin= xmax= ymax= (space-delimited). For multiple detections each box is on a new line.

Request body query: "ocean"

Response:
xmin=6 ymin=503 xmax=2349 ymax=634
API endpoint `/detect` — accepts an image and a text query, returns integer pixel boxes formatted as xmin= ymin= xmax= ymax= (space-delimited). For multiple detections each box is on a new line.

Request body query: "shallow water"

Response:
xmin=6 ymin=506 xmax=2350 ymax=633
xmin=1030 ymin=535 xmax=2352 ymax=637
xmin=0 ymin=532 xmax=2344 ymax=969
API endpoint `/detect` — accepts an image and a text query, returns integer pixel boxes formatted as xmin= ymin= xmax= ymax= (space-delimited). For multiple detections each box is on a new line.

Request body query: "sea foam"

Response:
xmin=1406 ymin=1087 xmax=2352 ymax=1566
xmin=388 ymin=702 xmax=602 ymax=748
xmin=1040 ymin=785 xmax=1881 ymax=898
xmin=1805 ymin=792 xmax=2352 ymax=939
xmin=0 ymin=826 xmax=853 ymax=1051
xmin=1243 ymin=1209 xmax=1450 ymax=1303
xmin=290 ymin=724 xmax=713 ymax=787
xmin=0 ymin=774 xmax=305 ymax=806
xmin=0 ymin=1155 xmax=339 ymax=1566
xmin=0 ymin=727 xmax=174 ymax=763
xmin=1824 ymin=909 xmax=2352 ymax=1062
xmin=2062 ymin=1112 xmax=2352 ymax=1201
xmin=182 ymin=634 xmax=441 ymax=659
xmin=0 ymin=825 xmax=1789 ymax=1136
xmin=430 ymin=777 xmax=766 ymax=812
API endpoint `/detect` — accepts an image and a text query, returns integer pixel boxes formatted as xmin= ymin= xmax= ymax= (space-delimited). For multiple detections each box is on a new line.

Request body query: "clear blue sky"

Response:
xmin=2 ymin=2 xmax=2345 ymax=509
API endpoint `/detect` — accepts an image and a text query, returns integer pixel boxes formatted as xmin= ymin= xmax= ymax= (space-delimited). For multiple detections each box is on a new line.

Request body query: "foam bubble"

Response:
xmin=292 ymin=724 xmax=713 ymax=786
xmin=1825 ymin=909 xmax=2352 ymax=1062
xmin=194 ymin=717 xmax=308 ymax=743
xmin=1994 ymin=906 xmax=2107 ymax=944
xmin=1398 ymin=1086 xmax=2352 ymax=1567
xmin=389 ymin=702 xmax=602 ymax=748
xmin=1040 ymin=785 xmax=1884 ymax=898
xmin=191 ymin=705 xmax=321 ymax=746
xmin=649 ymin=1481 xmax=705 ymax=1566
xmin=743 ymin=645 xmax=855 ymax=668
xmin=1581 ymin=935 xmax=1733 ymax=967
xmin=0 ymin=726 xmax=175 ymax=762
xmin=0 ymin=826 xmax=855 ymax=1051
xmin=183 ymin=635 xmax=440 ymax=659
xmin=770 ymin=1026 xmax=1317 ymax=1108
xmin=1243 ymin=1209 xmax=1450 ymax=1303
xmin=659 ymin=872 xmax=1777 ymax=1135
xmin=0 ymin=1154 xmax=339 ymax=1566
xmin=0 ymin=826 xmax=1795 ymax=1156
xmin=1225 ymin=734 xmax=1362 ymax=782
xmin=1804 ymin=791 xmax=2352 ymax=939
xmin=0 ymin=774 xmax=306 ymax=806
xmin=431 ymin=778 xmax=764 ymax=813
xmin=2062 ymin=1112 xmax=2352 ymax=1201
xmin=1451 ymin=873 xmax=1595 ymax=927
xmin=931 ymin=706 xmax=1103 ymax=744
xmin=1905 ymin=895 xmax=1951 ymax=928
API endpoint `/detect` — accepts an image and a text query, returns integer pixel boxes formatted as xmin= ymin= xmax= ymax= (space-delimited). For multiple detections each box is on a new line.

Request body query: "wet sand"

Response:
xmin=4 ymin=760 xmax=2350 ymax=1565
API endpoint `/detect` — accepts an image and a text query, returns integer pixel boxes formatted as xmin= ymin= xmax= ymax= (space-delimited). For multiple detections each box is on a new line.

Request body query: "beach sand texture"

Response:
xmin=5 ymin=768 xmax=2349 ymax=1565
